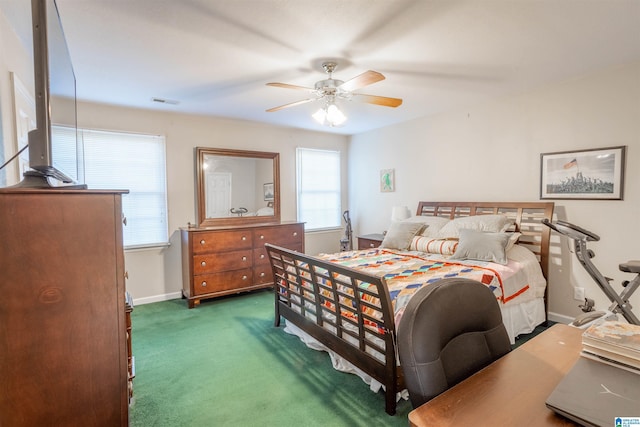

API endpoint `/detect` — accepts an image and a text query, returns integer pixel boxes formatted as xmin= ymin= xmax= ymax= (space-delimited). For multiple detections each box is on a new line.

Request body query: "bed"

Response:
xmin=265 ymin=201 xmax=554 ymax=415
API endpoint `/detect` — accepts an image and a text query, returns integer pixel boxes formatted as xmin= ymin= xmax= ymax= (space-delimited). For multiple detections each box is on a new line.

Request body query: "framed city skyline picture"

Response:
xmin=540 ymin=146 xmax=626 ymax=200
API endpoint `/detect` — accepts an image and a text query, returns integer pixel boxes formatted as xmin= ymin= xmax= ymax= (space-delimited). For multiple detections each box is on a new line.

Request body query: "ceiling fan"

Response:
xmin=265 ymin=62 xmax=403 ymax=114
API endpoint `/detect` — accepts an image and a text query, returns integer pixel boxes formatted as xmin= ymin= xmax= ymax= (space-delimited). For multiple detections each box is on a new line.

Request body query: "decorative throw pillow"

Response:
xmin=402 ymin=216 xmax=451 ymax=237
xmin=409 ymin=236 xmax=459 ymax=255
xmin=505 ymin=232 xmax=522 ymax=251
xmin=380 ymin=222 xmax=425 ymax=250
xmin=449 ymin=229 xmax=510 ymax=265
xmin=437 ymin=214 xmax=514 ymax=239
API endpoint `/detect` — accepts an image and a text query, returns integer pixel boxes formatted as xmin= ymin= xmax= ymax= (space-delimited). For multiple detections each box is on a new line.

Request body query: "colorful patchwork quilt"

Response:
xmin=315 ymin=248 xmax=532 ymax=327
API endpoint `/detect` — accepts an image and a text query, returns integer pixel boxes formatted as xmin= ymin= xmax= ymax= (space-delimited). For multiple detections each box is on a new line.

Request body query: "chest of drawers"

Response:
xmin=181 ymin=222 xmax=304 ymax=308
xmin=0 ymin=190 xmax=130 ymax=425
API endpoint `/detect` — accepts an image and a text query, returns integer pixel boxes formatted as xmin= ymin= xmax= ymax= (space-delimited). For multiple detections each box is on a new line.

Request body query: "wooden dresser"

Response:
xmin=0 ymin=189 xmax=130 ymax=426
xmin=181 ymin=222 xmax=304 ymax=308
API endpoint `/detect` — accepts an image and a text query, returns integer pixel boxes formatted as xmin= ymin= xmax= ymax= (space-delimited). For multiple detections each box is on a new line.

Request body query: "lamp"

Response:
xmin=313 ymin=100 xmax=346 ymax=127
xmin=391 ymin=206 xmax=411 ymax=222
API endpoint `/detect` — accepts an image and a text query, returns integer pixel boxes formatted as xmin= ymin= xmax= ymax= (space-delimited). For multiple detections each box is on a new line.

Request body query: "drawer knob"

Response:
xmin=369 ymin=243 xmax=375 ymax=247
xmin=293 ymin=232 xmax=298 ymax=236
xmin=260 ymin=272 xmax=265 ymax=277
xmin=201 ymin=281 xmax=207 ymax=287
xmin=201 ymin=261 xmax=206 ymax=267
xmin=260 ymin=235 xmax=265 ymax=240
xmin=260 ymin=254 xmax=265 ymax=259
xmin=242 ymin=256 xmax=247 ymax=261
xmin=200 ymin=239 xmax=206 ymax=245
xmin=242 ymin=275 xmax=248 ymax=280
xmin=242 ymin=236 xmax=247 ymax=241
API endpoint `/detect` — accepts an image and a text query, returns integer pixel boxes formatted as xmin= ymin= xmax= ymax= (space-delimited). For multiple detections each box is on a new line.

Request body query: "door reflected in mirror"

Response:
xmin=196 ymin=148 xmax=280 ymax=227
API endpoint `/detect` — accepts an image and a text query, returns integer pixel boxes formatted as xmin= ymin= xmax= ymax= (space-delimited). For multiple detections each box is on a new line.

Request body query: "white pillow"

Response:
xmin=505 ymin=232 xmax=522 ymax=251
xmin=380 ymin=222 xmax=425 ymax=250
xmin=403 ymin=216 xmax=450 ymax=238
xmin=450 ymin=229 xmax=510 ymax=265
xmin=409 ymin=236 xmax=458 ymax=255
xmin=437 ymin=214 xmax=513 ymax=239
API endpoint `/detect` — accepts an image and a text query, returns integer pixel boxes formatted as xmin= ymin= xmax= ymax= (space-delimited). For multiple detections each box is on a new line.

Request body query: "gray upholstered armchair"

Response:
xmin=397 ymin=278 xmax=512 ymax=408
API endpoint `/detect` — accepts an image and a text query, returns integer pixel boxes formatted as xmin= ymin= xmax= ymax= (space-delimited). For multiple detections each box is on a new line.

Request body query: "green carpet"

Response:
xmin=129 ymin=290 xmax=412 ymax=426
xmin=130 ymin=290 xmax=550 ymax=426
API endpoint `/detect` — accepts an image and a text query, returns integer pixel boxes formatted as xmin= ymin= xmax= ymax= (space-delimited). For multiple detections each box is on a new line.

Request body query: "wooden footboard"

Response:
xmin=265 ymin=243 xmax=402 ymax=415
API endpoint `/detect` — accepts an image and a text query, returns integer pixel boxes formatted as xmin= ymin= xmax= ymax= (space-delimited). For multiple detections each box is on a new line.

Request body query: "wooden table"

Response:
xmin=408 ymin=324 xmax=582 ymax=426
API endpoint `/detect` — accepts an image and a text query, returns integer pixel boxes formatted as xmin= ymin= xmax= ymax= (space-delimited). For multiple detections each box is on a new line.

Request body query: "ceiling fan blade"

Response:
xmin=354 ymin=94 xmax=403 ymax=108
xmin=266 ymin=82 xmax=316 ymax=92
xmin=266 ymin=98 xmax=315 ymax=112
xmin=339 ymin=70 xmax=385 ymax=92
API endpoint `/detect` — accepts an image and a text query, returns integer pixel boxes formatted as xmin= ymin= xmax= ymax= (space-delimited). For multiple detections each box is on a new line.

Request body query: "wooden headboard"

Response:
xmin=415 ymin=201 xmax=555 ymax=280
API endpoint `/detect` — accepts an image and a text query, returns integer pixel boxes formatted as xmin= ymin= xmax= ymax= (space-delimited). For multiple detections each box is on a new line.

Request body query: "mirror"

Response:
xmin=196 ymin=147 xmax=280 ymax=227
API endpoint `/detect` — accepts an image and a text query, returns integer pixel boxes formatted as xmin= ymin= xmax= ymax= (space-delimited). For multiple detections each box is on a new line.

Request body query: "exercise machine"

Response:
xmin=340 ymin=210 xmax=353 ymax=251
xmin=542 ymin=218 xmax=640 ymax=327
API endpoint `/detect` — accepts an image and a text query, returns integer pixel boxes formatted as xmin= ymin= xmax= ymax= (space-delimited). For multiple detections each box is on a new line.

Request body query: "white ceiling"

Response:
xmin=2 ymin=0 xmax=640 ymax=135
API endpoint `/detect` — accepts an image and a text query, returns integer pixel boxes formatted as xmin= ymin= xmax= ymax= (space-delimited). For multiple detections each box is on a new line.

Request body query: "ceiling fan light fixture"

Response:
xmin=312 ymin=108 xmax=327 ymax=124
xmin=313 ymin=102 xmax=346 ymax=127
xmin=326 ymin=104 xmax=346 ymax=126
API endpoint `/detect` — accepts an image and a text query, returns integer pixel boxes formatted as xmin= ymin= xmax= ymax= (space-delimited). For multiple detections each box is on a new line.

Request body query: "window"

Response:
xmin=296 ymin=148 xmax=341 ymax=230
xmin=53 ymin=126 xmax=168 ymax=249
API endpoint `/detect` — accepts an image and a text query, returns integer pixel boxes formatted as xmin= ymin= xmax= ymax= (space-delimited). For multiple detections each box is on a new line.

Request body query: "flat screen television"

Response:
xmin=21 ymin=0 xmax=83 ymax=188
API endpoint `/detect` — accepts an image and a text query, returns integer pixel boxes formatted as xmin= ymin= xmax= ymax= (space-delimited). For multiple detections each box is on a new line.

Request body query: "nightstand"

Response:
xmin=357 ymin=233 xmax=385 ymax=249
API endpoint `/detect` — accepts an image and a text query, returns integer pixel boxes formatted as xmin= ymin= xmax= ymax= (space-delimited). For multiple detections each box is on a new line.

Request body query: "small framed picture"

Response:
xmin=263 ymin=182 xmax=274 ymax=201
xmin=380 ymin=169 xmax=395 ymax=192
xmin=540 ymin=146 xmax=626 ymax=200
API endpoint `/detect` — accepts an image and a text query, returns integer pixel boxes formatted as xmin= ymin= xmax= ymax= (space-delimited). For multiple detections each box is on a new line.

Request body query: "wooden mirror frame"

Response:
xmin=196 ymin=147 xmax=280 ymax=227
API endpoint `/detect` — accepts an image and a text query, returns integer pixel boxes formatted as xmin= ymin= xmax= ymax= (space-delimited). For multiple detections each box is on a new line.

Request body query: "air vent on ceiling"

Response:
xmin=151 ymin=97 xmax=179 ymax=105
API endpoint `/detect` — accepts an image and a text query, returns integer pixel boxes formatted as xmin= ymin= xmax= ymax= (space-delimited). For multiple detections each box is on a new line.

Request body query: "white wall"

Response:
xmin=71 ymin=102 xmax=348 ymax=304
xmin=349 ymin=61 xmax=640 ymax=322
xmin=0 ymin=6 xmax=32 ymax=186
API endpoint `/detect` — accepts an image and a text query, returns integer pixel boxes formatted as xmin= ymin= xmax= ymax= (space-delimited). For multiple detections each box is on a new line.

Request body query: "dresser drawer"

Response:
xmin=253 ymin=247 xmax=270 ymax=266
xmin=254 ymin=241 xmax=303 ymax=267
xmin=253 ymin=224 xmax=303 ymax=247
xmin=193 ymin=249 xmax=252 ymax=274
xmin=193 ymin=269 xmax=253 ymax=295
xmin=253 ymin=266 xmax=272 ymax=284
xmin=193 ymin=230 xmax=253 ymax=254
xmin=357 ymin=234 xmax=385 ymax=250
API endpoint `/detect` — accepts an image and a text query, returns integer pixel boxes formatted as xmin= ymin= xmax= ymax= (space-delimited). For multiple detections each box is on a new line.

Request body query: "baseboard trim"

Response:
xmin=133 ymin=291 xmax=182 ymax=306
xmin=548 ymin=311 xmax=572 ymax=324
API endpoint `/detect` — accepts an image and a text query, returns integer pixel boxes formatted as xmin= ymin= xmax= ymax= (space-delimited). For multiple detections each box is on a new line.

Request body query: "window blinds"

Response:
xmin=296 ymin=147 xmax=341 ymax=230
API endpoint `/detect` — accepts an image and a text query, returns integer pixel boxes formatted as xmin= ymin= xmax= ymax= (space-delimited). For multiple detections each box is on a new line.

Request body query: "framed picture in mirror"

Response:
xmin=264 ymin=183 xmax=274 ymax=201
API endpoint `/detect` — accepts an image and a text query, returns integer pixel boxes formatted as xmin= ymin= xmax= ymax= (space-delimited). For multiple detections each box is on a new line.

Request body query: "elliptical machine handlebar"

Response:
xmin=543 ymin=218 xmax=639 ymax=325
xmin=541 ymin=218 xmax=599 ymax=242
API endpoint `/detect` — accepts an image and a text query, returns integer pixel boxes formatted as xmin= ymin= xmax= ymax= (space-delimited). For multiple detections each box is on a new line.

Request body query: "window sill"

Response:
xmin=124 ymin=242 xmax=171 ymax=253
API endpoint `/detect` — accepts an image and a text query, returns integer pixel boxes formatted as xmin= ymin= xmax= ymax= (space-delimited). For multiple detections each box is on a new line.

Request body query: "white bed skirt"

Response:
xmin=282 ymin=296 xmax=545 ymax=398
xmin=283 ymin=321 xmax=410 ymax=401
xmin=501 ymin=297 xmax=546 ymax=344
